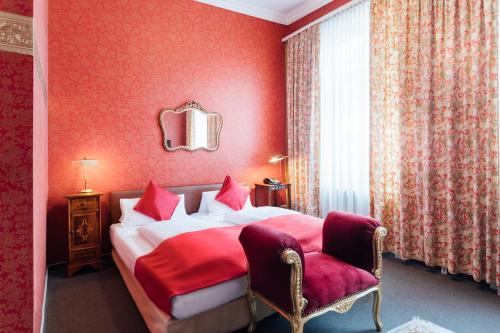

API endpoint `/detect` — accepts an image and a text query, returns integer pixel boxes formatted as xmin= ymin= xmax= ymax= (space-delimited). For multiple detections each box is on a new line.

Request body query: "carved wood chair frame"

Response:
xmin=246 ymin=226 xmax=387 ymax=333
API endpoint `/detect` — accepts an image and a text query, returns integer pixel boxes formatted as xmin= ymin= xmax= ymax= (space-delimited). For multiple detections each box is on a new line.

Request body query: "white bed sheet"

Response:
xmin=203 ymin=206 xmax=301 ymax=226
xmin=189 ymin=212 xmax=232 ymax=225
xmin=137 ymin=215 xmax=220 ymax=248
xmin=110 ymin=223 xmax=247 ymax=320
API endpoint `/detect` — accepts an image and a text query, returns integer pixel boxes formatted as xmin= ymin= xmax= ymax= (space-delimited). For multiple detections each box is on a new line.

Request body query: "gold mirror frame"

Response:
xmin=159 ymin=101 xmax=223 ymax=152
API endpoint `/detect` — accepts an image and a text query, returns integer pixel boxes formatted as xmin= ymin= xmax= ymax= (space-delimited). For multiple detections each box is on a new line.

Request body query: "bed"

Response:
xmin=109 ymin=184 xmax=277 ymax=333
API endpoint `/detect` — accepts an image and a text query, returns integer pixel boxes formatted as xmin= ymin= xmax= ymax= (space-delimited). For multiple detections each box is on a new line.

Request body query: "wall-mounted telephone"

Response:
xmin=263 ymin=178 xmax=281 ymax=186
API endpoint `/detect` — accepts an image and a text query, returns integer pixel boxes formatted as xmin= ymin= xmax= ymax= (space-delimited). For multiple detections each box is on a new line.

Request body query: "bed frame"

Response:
xmin=109 ymin=183 xmax=273 ymax=333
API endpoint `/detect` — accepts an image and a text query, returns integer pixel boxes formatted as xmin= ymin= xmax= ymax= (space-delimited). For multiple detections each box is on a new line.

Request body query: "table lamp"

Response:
xmin=268 ymin=154 xmax=288 ymax=182
xmin=72 ymin=157 xmax=98 ymax=193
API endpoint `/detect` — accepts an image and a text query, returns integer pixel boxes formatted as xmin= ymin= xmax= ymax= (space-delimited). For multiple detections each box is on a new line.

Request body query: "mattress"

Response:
xmin=110 ymin=223 xmax=247 ymax=320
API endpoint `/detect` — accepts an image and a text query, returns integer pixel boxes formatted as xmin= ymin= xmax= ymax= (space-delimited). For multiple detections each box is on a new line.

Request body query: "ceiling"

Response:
xmin=194 ymin=0 xmax=333 ymax=25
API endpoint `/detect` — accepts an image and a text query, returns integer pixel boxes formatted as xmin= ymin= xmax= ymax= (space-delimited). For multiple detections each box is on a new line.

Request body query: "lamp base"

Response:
xmin=80 ymin=188 xmax=94 ymax=193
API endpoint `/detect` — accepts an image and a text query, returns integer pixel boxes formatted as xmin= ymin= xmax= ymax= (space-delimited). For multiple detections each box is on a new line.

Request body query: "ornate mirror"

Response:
xmin=159 ymin=101 xmax=223 ymax=152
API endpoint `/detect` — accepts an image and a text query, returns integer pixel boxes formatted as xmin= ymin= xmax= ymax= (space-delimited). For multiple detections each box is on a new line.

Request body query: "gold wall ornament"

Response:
xmin=159 ymin=100 xmax=223 ymax=152
xmin=0 ymin=11 xmax=33 ymax=55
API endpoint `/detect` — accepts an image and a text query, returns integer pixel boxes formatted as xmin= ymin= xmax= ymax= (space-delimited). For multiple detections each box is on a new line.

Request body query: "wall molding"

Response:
xmin=195 ymin=0 xmax=288 ymax=24
xmin=285 ymin=0 xmax=334 ymax=25
xmin=0 ymin=11 xmax=33 ymax=55
xmin=194 ymin=0 xmax=334 ymax=25
xmin=283 ymin=0 xmax=364 ymax=41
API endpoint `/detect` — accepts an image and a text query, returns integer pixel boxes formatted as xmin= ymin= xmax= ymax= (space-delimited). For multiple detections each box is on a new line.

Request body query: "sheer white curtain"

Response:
xmin=319 ymin=0 xmax=370 ymax=217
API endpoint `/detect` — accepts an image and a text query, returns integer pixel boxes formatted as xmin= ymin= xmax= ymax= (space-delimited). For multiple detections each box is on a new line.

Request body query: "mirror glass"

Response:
xmin=159 ymin=101 xmax=222 ymax=152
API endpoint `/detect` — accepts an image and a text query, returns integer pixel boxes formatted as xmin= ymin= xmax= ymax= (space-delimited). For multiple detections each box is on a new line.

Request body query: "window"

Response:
xmin=319 ymin=0 xmax=370 ymax=216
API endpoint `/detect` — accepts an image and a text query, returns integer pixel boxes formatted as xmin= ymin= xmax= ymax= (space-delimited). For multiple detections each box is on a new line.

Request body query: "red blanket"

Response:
xmin=134 ymin=214 xmax=323 ymax=316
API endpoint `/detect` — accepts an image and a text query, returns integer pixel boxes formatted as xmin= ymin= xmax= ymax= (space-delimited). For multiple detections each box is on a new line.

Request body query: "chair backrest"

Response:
xmin=239 ymin=224 xmax=304 ymax=314
xmin=322 ymin=211 xmax=381 ymax=272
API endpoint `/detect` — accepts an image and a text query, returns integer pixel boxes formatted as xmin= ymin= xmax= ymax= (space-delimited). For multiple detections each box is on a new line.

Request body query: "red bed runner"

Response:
xmin=134 ymin=214 xmax=323 ymax=316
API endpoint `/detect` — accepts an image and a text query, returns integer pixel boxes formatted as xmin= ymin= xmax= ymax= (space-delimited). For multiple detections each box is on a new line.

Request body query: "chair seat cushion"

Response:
xmin=302 ymin=252 xmax=378 ymax=316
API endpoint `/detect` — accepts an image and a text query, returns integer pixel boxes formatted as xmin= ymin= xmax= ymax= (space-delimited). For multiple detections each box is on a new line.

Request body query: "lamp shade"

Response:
xmin=268 ymin=154 xmax=287 ymax=163
xmin=72 ymin=158 xmax=98 ymax=167
xmin=72 ymin=157 xmax=98 ymax=193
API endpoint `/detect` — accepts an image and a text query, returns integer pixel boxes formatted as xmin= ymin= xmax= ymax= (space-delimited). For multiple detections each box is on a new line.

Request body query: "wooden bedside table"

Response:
xmin=254 ymin=183 xmax=291 ymax=209
xmin=65 ymin=192 xmax=103 ymax=277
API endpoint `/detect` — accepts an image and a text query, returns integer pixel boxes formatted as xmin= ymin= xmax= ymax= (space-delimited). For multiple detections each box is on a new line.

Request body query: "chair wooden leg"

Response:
xmin=291 ymin=316 xmax=304 ymax=333
xmin=373 ymin=285 xmax=383 ymax=332
xmin=247 ymin=291 xmax=257 ymax=332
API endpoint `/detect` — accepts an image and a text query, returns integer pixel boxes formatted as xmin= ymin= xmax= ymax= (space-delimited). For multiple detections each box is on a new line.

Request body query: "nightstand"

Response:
xmin=254 ymin=183 xmax=291 ymax=209
xmin=65 ymin=192 xmax=103 ymax=277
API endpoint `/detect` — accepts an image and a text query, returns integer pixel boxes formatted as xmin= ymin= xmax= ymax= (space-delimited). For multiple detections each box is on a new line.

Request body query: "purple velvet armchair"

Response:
xmin=239 ymin=211 xmax=387 ymax=333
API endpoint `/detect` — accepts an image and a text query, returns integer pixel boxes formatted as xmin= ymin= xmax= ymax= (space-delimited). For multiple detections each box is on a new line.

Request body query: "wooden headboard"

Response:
xmin=109 ymin=183 xmax=224 ymax=224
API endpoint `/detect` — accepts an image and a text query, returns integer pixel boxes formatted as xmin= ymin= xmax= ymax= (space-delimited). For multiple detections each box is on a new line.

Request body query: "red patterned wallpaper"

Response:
xmin=286 ymin=0 xmax=351 ymax=35
xmin=0 ymin=52 xmax=34 ymax=332
xmin=47 ymin=0 xmax=287 ymax=263
xmin=0 ymin=0 xmax=32 ymax=15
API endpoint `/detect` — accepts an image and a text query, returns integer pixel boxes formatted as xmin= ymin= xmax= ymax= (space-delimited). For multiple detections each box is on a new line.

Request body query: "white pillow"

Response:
xmin=119 ymin=194 xmax=186 ymax=227
xmin=201 ymin=189 xmax=252 ymax=216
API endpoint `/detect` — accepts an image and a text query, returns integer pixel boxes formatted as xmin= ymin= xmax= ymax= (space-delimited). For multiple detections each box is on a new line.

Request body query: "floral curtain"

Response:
xmin=370 ymin=0 xmax=500 ymax=290
xmin=286 ymin=26 xmax=321 ymax=216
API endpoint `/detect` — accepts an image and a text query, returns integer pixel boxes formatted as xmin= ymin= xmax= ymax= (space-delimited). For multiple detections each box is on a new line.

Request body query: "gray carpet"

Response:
xmin=45 ymin=256 xmax=500 ymax=333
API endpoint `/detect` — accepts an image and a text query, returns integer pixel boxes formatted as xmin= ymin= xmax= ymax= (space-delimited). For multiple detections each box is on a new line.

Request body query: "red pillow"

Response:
xmin=215 ymin=176 xmax=250 ymax=211
xmin=134 ymin=180 xmax=180 ymax=221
